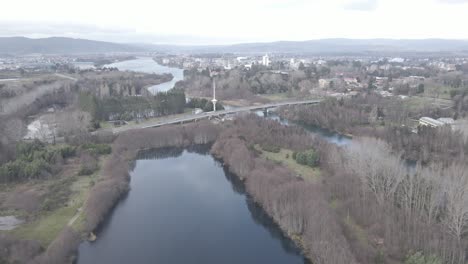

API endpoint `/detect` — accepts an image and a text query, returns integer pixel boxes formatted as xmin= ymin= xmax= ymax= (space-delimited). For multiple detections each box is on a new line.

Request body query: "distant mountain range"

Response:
xmin=1 ymin=37 xmax=468 ymax=55
xmin=149 ymin=39 xmax=468 ymax=55
xmin=0 ymin=37 xmax=143 ymax=54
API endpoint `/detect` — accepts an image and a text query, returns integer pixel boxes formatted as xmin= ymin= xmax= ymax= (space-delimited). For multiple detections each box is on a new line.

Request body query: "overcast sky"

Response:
xmin=1 ymin=0 xmax=468 ymax=45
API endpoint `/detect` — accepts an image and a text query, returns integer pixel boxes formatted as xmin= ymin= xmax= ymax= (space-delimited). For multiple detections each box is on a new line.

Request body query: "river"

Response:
xmin=104 ymin=57 xmax=184 ymax=94
xmin=258 ymin=109 xmax=353 ymax=146
xmin=76 ymin=60 xmax=352 ymax=263
xmin=76 ymin=112 xmax=351 ymax=264
xmin=76 ymin=145 xmax=310 ymax=264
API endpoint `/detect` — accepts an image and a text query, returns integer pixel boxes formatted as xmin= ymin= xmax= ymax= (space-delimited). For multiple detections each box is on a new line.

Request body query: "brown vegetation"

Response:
xmin=321 ymin=138 xmax=467 ymax=263
xmin=211 ymin=115 xmax=358 ymax=264
xmin=279 ymin=94 xmax=467 ymax=164
xmin=31 ymin=227 xmax=81 ymax=264
xmin=76 ymin=70 xmax=172 ymax=98
xmin=0 ymin=233 xmax=42 ymax=264
xmin=212 ymin=115 xmax=468 ymax=263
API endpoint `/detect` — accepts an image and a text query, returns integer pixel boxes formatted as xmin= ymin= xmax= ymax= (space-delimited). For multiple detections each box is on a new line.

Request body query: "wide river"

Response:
xmin=104 ymin=57 xmax=184 ymax=94
xmin=76 ymin=113 xmax=350 ymax=264
xmin=76 ymin=58 xmax=352 ymax=263
xmin=76 ymin=144 xmax=310 ymax=264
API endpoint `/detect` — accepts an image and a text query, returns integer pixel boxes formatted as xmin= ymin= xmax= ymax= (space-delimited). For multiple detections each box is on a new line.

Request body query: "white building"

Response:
xmin=262 ymin=54 xmax=270 ymax=67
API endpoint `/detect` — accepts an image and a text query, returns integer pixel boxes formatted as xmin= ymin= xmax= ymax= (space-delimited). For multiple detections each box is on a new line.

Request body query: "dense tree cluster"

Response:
xmin=321 ymin=137 xmax=467 ymax=263
xmin=223 ymin=114 xmax=314 ymax=151
xmin=0 ymin=140 xmax=76 ymax=183
xmin=176 ymin=67 xmax=323 ymax=100
xmin=76 ymin=71 xmax=172 ymax=98
xmin=0 ymin=82 xmax=75 ymax=164
xmin=292 ymin=149 xmax=319 ymax=167
xmin=375 ymin=125 xmax=468 ymax=164
xmin=279 ymin=94 xmax=466 ymax=164
xmin=79 ymin=89 xmax=186 ymax=121
xmin=212 ymin=115 xmax=468 ymax=263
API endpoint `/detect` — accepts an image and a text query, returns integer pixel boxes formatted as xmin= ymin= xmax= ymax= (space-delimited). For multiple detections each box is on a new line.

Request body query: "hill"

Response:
xmin=147 ymin=38 xmax=468 ymax=55
xmin=0 ymin=37 xmax=144 ymax=54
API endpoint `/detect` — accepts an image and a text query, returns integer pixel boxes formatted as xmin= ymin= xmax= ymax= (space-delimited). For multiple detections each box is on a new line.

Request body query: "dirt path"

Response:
xmin=67 ymin=207 xmax=82 ymax=226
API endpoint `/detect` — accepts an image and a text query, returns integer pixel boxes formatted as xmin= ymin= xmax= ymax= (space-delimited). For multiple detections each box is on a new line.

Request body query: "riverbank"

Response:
xmin=210 ymin=115 xmax=358 ymax=263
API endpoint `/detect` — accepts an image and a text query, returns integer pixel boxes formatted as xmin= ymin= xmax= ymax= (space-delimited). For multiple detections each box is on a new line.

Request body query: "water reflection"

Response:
xmin=77 ymin=146 xmax=308 ymax=264
xmin=220 ymin=161 xmax=310 ymax=262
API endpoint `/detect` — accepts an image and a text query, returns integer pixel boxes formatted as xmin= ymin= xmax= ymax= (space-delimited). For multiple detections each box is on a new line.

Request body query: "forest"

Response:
xmin=279 ymin=94 xmax=468 ymax=164
xmin=212 ymin=114 xmax=468 ymax=264
xmin=79 ymin=89 xmax=187 ymax=121
xmin=175 ymin=64 xmax=331 ymax=100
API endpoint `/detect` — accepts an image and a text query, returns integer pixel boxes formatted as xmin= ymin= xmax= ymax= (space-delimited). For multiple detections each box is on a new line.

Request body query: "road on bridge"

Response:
xmin=111 ymin=99 xmax=322 ymax=134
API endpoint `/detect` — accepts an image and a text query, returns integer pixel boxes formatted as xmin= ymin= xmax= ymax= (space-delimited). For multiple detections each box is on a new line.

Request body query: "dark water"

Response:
xmin=76 ymin=145 xmax=309 ymax=264
xmin=257 ymin=109 xmax=353 ymax=146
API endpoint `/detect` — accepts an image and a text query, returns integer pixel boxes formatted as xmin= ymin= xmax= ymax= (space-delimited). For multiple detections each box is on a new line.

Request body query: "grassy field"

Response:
xmin=257 ymin=146 xmax=321 ymax=182
xmin=9 ymin=156 xmax=104 ymax=247
xmin=424 ymin=84 xmax=454 ymax=100
xmin=258 ymin=93 xmax=292 ymax=102
xmin=10 ymin=175 xmax=94 ymax=246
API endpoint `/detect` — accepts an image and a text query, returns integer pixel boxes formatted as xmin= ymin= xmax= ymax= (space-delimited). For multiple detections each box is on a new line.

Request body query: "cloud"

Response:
xmin=344 ymin=0 xmax=379 ymax=11
xmin=438 ymin=0 xmax=468 ymax=3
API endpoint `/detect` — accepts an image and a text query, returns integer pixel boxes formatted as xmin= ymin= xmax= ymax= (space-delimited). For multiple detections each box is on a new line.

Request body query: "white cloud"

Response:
xmin=0 ymin=0 xmax=467 ymax=44
xmin=344 ymin=0 xmax=379 ymax=11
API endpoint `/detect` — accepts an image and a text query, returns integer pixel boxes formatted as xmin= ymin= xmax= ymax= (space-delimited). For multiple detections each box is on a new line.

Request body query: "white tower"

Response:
xmin=262 ymin=54 xmax=270 ymax=67
xmin=211 ymin=78 xmax=217 ymax=112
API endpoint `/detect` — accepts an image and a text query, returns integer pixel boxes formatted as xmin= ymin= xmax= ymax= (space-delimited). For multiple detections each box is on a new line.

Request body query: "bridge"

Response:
xmin=112 ymin=99 xmax=322 ymax=134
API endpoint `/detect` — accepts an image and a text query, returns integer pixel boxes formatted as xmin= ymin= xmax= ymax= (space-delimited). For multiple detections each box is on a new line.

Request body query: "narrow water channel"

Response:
xmin=76 ymin=145 xmax=309 ymax=264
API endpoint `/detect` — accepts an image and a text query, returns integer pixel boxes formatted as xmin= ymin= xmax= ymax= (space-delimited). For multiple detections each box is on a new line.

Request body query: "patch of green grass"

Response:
xmin=257 ymin=146 xmax=321 ymax=182
xmin=344 ymin=216 xmax=369 ymax=247
xmin=424 ymin=84 xmax=453 ymax=100
xmin=10 ymin=165 xmax=98 ymax=246
xmin=329 ymin=199 xmax=340 ymax=209
xmin=259 ymin=93 xmax=291 ymax=102
xmin=11 ymin=202 xmax=80 ymax=246
xmin=99 ymin=121 xmax=113 ymax=129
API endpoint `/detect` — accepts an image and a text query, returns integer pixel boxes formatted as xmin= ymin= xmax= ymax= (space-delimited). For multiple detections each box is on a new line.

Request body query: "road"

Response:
xmin=54 ymin=73 xmax=78 ymax=81
xmin=112 ymin=99 xmax=322 ymax=134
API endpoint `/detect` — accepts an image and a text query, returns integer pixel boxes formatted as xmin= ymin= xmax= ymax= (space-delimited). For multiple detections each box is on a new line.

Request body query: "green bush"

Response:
xmin=0 ymin=142 xmax=76 ymax=183
xmin=293 ymin=149 xmax=319 ymax=167
xmin=59 ymin=146 xmax=76 ymax=158
xmin=405 ymin=252 xmax=441 ymax=264
xmin=82 ymin=143 xmax=112 ymax=155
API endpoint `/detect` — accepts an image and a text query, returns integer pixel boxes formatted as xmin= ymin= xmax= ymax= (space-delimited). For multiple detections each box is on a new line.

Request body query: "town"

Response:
xmin=2 ymin=1 xmax=468 ymax=262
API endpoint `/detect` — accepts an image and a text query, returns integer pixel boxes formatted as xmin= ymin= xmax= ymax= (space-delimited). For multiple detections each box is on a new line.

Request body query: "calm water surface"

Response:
xmin=104 ymin=57 xmax=184 ymax=94
xmin=76 ymin=146 xmax=309 ymax=264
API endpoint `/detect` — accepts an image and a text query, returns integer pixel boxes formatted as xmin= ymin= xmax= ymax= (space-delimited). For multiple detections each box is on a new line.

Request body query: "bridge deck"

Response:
xmin=112 ymin=99 xmax=321 ymax=134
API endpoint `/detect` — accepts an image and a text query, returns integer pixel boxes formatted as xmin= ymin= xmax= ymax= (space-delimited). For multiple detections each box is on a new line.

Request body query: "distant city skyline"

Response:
xmin=2 ymin=0 xmax=468 ymax=45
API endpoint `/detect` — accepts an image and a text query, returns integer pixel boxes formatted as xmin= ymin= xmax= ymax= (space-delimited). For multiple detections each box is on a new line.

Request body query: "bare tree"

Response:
xmin=345 ymin=137 xmax=405 ymax=205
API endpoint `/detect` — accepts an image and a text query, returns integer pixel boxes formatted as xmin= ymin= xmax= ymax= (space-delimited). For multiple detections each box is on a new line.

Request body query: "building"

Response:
xmin=262 ymin=54 xmax=270 ymax=67
xmin=419 ymin=117 xmax=444 ymax=127
xmin=319 ymin=79 xmax=330 ymax=89
xmin=438 ymin=118 xmax=455 ymax=125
